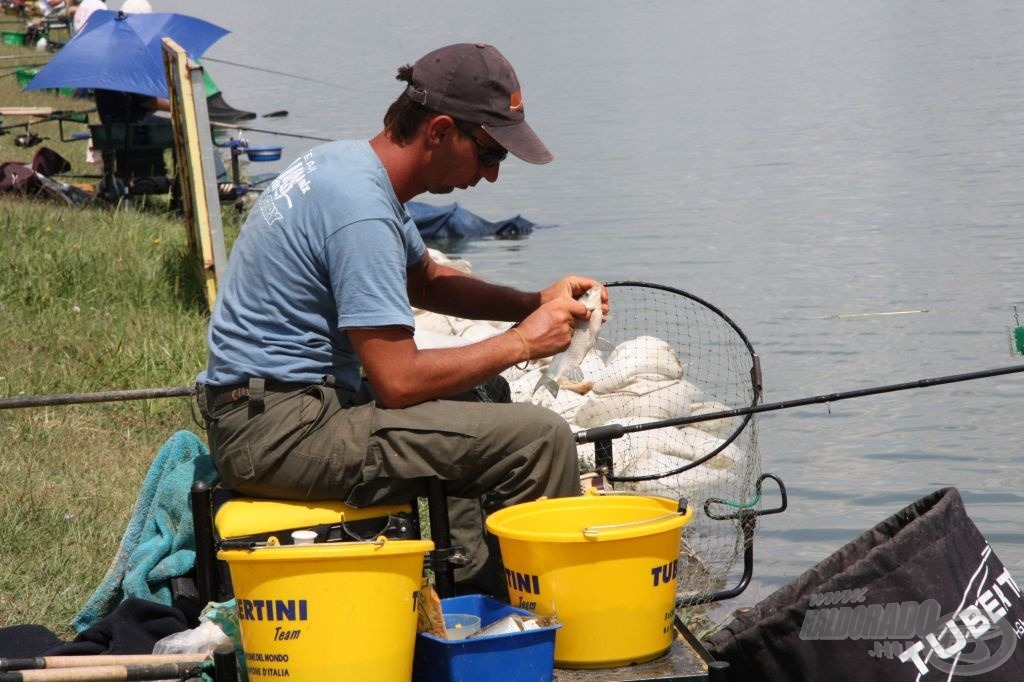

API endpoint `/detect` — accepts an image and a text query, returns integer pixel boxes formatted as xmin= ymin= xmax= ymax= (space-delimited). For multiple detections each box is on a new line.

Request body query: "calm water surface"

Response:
xmin=154 ymin=0 xmax=1024 ymax=614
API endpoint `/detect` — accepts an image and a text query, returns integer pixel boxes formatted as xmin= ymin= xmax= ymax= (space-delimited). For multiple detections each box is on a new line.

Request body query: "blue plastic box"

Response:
xmin=413 ymin=595 xmax=560 ymax=682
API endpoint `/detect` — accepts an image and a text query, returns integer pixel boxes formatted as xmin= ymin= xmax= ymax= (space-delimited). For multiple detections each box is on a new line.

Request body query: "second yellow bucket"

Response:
xmin=219 ymin=537 xmax=433 ymax=682
xmin=486 ymin=491 xmax=693 ymax=669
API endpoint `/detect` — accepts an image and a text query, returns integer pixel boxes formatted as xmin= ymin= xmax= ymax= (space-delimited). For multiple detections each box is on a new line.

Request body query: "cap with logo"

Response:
xmin=404 ymin=43 xmax=552 ymax=165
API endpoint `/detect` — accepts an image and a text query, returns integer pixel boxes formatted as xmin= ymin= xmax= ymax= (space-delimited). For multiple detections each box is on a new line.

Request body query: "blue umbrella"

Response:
xmin=25 ymin=10 xmax=228 ymax=99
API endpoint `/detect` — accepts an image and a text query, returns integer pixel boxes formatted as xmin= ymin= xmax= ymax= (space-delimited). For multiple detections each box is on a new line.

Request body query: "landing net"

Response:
xmin=503 ymin=281 xmax=763 ymax=605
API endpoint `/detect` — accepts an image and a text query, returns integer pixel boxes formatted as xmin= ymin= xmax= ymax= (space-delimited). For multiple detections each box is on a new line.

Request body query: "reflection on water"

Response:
xmin=156 ymin=0 xmax=1024 ymax=612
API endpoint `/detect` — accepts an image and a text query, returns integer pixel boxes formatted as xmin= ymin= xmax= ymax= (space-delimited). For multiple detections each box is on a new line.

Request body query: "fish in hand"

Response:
xmin=533 ymin=285 xmax=607 ymax=399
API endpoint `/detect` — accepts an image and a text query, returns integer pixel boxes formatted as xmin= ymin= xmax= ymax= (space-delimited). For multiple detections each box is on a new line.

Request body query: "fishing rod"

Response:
xmin=0 ymin=660 xmax=208 ymax=682
xmin=211 ymin=120 xmax=333 ymax=143
xmin=0 ymin=386 xmax=195 ymax=410
xmin=575 ymin=362 xmax=1024 ymax=445
xmin=200 ymin=56 xmax=351 ymax=90
xmin=9 ymin=363 xmax=1023 ymax=431
xmin=0 ymin=110 xmax=91 ymax=131
xmin=0 ymin=653 xmax=210 ymax=673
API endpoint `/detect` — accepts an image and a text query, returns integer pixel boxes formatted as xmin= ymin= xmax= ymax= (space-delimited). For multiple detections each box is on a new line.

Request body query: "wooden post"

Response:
xmin=161 ymin=37 xmax=227 ymax=312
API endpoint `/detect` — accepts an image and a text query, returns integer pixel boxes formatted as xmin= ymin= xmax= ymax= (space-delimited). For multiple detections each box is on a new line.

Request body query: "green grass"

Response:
xmin=0 ymin=41 xmax=234 ymax=637
xmin=0 ymin=196 xmax=213 ymax=637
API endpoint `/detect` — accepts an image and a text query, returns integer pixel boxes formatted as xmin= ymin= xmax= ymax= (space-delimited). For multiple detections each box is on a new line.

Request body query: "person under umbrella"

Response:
xmin=27 ymin=8 xmax=229 ymax=194
xmin=70 ymin=0 xmax=106 ymax=35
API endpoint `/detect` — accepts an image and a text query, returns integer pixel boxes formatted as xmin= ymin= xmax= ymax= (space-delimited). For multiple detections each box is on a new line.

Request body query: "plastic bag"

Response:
xmin=153 ymin=600 xmax=246 ymax=681
xmin=154 ymin=618 xmax=231 ymax=655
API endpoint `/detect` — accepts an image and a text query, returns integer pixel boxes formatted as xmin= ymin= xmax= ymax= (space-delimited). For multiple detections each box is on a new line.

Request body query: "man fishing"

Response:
xmin=196 ymin=43 xmax=608 ymax=597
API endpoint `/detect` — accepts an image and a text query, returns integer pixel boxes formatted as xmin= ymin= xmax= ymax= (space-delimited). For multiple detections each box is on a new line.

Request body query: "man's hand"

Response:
xmin=514 ymin=278 xmax=610 ymax=360
xmin=514 ymin=297 xmax=587 ymax=360
xmin=539 ymin=276 xmax=610 ymax=318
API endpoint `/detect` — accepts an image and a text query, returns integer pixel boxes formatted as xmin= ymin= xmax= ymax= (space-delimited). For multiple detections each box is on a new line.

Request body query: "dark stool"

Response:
xmin=190 ymin=479 xmax=461 ymax=605
xmin=89 ymin=121 xmax=175 ymax=201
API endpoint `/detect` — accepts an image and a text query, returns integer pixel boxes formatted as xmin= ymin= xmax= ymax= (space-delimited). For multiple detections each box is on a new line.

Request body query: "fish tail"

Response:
xmin=534 ymin=374 xmax=560 ymax=398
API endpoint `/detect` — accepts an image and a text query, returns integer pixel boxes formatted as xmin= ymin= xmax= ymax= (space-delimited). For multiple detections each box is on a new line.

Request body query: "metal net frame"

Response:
xmin=514 ymin=281 xmax=763 ymax=604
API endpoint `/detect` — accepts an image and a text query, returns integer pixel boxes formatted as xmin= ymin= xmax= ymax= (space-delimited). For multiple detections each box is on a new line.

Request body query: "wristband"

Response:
xmin=509 ymin=327 xmax=531 ymax=370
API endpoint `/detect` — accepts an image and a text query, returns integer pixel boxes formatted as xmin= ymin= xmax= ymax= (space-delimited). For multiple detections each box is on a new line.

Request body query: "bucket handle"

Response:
xmin=586 ymin=489 xmax=685 ymax=506
xmin=580 ymin=492 xmax=689 ymax=537
xmin=581 ymin=489 xmax=692 ymax=536
xmin=582 ymin=510 xmax=687 ymax=538
xmin=225 ymin=534 xmax=389 ymax=550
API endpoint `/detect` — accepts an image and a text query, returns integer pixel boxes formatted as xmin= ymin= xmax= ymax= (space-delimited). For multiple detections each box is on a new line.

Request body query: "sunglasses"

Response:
xmin=454 ymin=122 xmax=508 ymax=167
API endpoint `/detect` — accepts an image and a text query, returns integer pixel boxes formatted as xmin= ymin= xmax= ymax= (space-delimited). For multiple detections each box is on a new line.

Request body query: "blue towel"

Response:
xmin=72 ymin=430 xmax=219 ymax=633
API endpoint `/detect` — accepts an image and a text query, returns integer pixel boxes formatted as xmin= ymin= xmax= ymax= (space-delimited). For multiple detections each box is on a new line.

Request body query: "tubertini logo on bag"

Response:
xmin=799 ymin=546 xmax=1024 ymax=676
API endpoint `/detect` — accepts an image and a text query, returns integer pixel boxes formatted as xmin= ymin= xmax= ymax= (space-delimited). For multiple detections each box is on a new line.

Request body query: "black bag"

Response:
xmin=705 ymin=487 xmax=1024 ymax=680
xmin=32 ymin=147 xmax=72 ymax=177
xmin=0 ymin=161 xmax=40 ymax=195
xmin=0 ymin=147 xmax=73 ymax=197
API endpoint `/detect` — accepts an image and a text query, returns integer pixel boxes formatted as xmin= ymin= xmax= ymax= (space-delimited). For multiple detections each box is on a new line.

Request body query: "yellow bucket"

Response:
xmin=486 ymin=492 xmax=693 ymax=669
xmin=218 ymin=537 xmax=433 ymax=682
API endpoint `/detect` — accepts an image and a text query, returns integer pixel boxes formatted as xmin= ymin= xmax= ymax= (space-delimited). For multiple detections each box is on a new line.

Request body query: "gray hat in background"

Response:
xmin=405 ymin=43 xmax=553 ymax=164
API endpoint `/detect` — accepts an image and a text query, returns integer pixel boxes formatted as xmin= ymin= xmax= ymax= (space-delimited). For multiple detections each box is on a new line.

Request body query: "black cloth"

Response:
xmin=705 ymin=487 xmax=1024 ymax=681
xmin=0 ymin=624 xmax=62 ymax=657
xmin=0 ymin=599 xmax=190 ymax=658
xmin=93 ymin=90 xmax=154 ymax=124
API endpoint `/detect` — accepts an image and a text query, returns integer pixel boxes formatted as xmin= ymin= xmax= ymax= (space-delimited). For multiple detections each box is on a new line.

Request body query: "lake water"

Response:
xmin=152 ymin=0 xmax=1024 ymax=616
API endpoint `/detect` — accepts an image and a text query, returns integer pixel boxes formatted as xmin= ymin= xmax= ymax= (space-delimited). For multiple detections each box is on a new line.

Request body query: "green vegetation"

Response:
xmin=0 ymin=198 xmax=211 ymax=637
xmin=0 ymin=40 xmax=231 ymax=636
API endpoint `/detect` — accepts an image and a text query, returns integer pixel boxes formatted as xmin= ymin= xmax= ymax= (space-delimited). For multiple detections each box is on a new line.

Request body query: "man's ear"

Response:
xmin=426 ymin=115 xmax=455 ymax=147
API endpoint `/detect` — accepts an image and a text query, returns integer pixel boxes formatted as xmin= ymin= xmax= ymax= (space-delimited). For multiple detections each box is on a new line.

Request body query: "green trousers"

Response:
xmin=199 ymin=379 xmax=580 ymax=596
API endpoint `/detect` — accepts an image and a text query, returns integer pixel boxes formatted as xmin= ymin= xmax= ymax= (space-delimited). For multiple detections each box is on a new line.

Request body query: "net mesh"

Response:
xmin=503 ymin=282 xmax=762 ymax=603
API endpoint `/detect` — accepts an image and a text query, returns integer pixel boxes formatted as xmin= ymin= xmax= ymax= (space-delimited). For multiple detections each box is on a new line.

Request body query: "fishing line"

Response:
xmin=200 ymin=56 xmax=351 ymax=90
xmin=804 ymin=309 xmax=930 ymax=320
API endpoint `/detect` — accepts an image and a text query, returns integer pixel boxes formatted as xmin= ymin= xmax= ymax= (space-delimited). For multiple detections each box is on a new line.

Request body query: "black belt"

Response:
xmin=206 ymin=381 xmax=310 ymax=409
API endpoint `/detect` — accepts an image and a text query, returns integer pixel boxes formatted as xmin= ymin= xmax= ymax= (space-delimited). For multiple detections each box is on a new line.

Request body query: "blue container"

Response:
xmin=245 ymin=146 xmax=282 ymax=162
xmin=413 ymin=595 xmax=560 ymax=682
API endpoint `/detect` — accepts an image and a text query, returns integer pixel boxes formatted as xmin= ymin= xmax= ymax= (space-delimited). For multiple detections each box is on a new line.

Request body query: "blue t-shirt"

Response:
xmin=199 ymin=140 xmax=426 ymax=391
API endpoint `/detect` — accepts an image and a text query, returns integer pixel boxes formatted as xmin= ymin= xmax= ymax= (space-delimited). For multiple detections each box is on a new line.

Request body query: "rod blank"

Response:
xmin=0 ymin=387 xmax=195 ymax=411
xmin=576 ymin=363 xmax=1024 ymax=444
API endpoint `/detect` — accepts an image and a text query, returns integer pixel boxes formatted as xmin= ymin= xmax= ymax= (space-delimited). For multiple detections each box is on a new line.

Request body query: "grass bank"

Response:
xmin=0 ymin=196 xmax=214 ymax=637
xmin=1 ymin=40 xmax=229 ymax=636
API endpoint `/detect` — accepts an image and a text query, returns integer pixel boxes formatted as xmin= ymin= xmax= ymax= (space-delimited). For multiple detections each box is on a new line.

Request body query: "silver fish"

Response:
xmin=533 ymin=285 xmax=605 ymax=399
